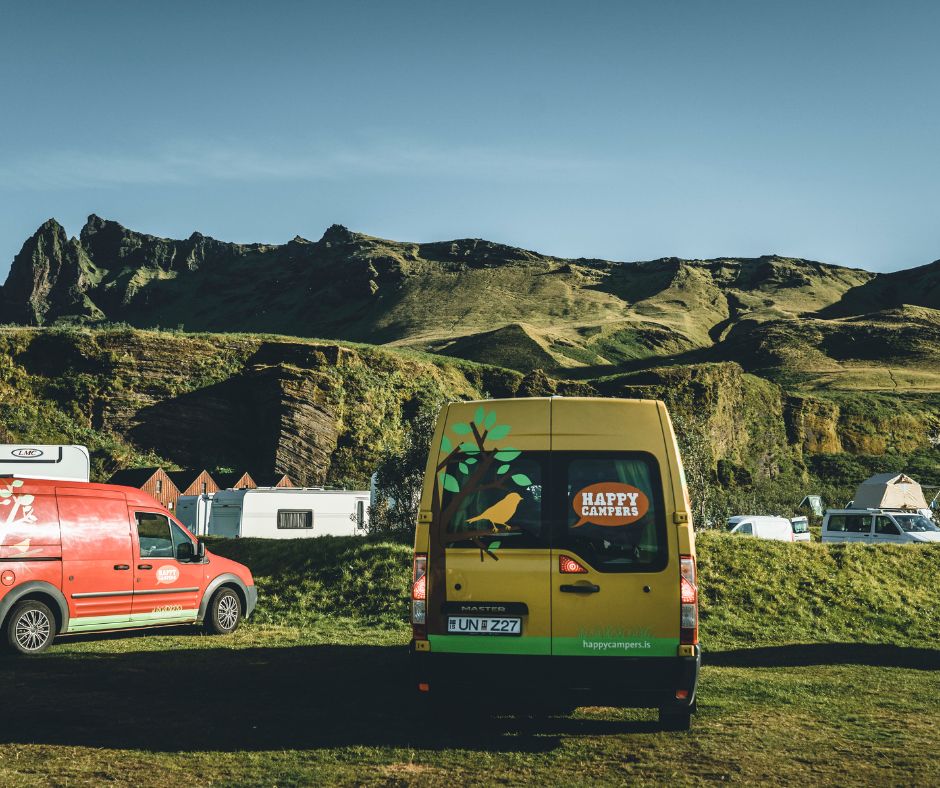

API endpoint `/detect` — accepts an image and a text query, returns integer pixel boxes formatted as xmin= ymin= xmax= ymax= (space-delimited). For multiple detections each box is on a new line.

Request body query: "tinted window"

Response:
xmin=278 ymin=510 xmax=313 ymax=529
xmin=136 ymin=512 xmax=174 ymax=557
xmin=826 ymin=514 xmax=870 ymax=533
xmin=791 ymin=518 xmax=809 ymax=534
xmin=171 ymin=521 xmax=194 ymax=548
xmin=893 ymin=514 xmax=940 ymax=533
xmin=560 ymin=453 xmax=667 ymax=572
xmin=442 ymin=454 xmax=545 ymax=549
xmin=875 ymin=516 xmax=900 ymax=535
xmin=736 ymin=522 xmax=753 ymax=535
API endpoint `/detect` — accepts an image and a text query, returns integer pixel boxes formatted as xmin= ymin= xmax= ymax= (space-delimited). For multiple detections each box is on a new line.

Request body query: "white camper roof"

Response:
xmin=851 ymin=473 xmax=928 ymax=511
xmin=0 ymin=445 xmax=90 ymax=482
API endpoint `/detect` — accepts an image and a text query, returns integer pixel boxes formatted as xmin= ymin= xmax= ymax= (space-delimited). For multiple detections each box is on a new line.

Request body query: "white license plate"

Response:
xmin=448 ymin=616 xmax=521 ymax=635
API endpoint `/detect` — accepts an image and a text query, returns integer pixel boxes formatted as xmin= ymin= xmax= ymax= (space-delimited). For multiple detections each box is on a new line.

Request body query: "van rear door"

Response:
xmin=550 ymin=399 xmax=680 ymax=657
xmin=428 ymin=399 xmax=552 ymax=656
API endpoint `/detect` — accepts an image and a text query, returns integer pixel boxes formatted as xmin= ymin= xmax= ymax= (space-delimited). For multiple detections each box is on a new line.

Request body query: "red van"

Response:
xmin=0 ymin=476 xmax=257 ymax=655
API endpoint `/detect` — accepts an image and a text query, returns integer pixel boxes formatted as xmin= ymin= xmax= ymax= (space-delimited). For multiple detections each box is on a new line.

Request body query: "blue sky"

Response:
xmin=1 ymin=1 xmax=939 ymax=278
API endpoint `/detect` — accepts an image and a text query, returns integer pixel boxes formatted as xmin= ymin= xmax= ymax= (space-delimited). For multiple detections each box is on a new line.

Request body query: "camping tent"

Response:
xmin=851 ymin=473 xmax=928 ymax=511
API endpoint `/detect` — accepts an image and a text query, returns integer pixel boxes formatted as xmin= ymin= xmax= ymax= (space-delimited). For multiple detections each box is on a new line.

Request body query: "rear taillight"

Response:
xmin=679 ymin=554 xmax=698 ymax=645
xmin=412 ymin=553 xmax=427 ymax=639
xmin=559 ymin=555 xmax=588 ymax=574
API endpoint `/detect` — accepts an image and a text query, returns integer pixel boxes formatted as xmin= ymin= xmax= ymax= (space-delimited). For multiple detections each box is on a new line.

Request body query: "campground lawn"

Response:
xmin=1 ymin=620 xmax=938 ymax=786
xmin=2 ymin=534 xmax=939 ymax=786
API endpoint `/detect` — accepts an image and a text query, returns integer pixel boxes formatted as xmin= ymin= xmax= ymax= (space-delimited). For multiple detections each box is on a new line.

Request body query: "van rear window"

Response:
xmin=558 ymin=453 xmax=668 ymax=573
xmin=439 ymin=451 xmax=668 ymax=570
xmin=442 ymin=455 xmax=546 ymax=549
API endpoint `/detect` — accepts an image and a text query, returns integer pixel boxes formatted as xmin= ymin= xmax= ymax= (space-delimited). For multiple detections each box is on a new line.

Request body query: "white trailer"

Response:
xmin=0 ymin=444 xmax=90 ymax=482
xmin=208 ymin=487 xmax=370 ymax=539
xmin=176 ymin=493 xmax=215 ymax=536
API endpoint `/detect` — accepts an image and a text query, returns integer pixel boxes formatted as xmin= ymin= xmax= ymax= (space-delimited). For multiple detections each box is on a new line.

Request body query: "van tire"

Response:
xmin=204 ymin=587 xmax=242 ymax=635
xmin=5 ymin=599 xmax=57 ymax=655
xmin=658 ymin=706 xmax=691 ymax=731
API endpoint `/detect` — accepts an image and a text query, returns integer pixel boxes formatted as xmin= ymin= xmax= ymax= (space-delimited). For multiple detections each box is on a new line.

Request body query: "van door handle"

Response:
xmin=138 ymin=564 xmax=152 ymax=570
xmin=560 ymin=584 xmax=600 ymax=594
xmin=113 ymin=564 xmax=130 ymax=571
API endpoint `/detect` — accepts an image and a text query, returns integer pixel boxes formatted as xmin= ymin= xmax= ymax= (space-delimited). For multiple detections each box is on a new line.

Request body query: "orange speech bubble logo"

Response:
xmin=572 ymin=483 xmax=649 ymax=528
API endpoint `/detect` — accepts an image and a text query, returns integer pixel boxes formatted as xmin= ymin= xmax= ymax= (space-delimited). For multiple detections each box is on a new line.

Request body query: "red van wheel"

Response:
xmin=6 ymin=600 xmax=56 ymax=655
xmin=204 ymin=588 xmax=242 ymax=635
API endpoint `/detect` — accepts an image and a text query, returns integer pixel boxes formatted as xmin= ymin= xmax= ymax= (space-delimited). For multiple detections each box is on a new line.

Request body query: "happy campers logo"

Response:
xmin=572 ymin=482 xmax=649 ymax=528
xmin=156 ymin=566 xmax=180 ymax=585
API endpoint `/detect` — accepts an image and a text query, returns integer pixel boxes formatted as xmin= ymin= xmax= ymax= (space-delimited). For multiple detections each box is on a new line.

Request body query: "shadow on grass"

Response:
xmin=0 ymin=634 xmax=657 ymax=753
xmin=708 ymin=643 xmax=940 ymax=671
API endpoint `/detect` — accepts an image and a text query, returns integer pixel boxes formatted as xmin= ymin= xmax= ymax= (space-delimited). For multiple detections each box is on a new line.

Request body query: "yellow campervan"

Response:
xmin=410 ymin=397 xmax=700 ymax=729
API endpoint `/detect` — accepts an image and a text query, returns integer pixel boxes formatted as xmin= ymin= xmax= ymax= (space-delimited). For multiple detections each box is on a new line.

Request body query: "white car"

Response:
xmin=726 ymin=515 xmax=799 ymax=542
xmin=821 ymin=509 xmax=940 ymax=544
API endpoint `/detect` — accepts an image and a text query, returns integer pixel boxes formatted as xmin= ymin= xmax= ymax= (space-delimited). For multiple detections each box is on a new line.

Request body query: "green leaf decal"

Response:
xmin=484 ymin=411 xmax=497 ymax=429
xmin=451 ymin=423 xmax=471 ymax=435
xmin=12 ymin=480 xmax=23 ymax=487
xmin=475 ymin=406 xmax=485 ymax=425
xmin=440 ymin=435 xmax=452 ymax=453
xmin=511 ymin=473 xmax=532 ymax=487
xmin=459 ymin=442 xmax=479 ymax=454
xmin=465 ymin=457 xmax=477 ymax=465
xmin=497 ymin=464 xmax=510 ymax=475
xmin=488 ymin=540 xmax=502 ymax=550
xmin=458 ymin=462 xmax=469 ymax=475
xmin=494 ymin=448 xmax=521 ymax=461
xmin=18 ymin=494 xmax=34 ymax=506
xmin=488 ymin=424 xmax=511 ymax=440
xmin=0 ymin=490 xmax=10 ymax=498
xmin=443 ymin=474 xmax=460 ymax=493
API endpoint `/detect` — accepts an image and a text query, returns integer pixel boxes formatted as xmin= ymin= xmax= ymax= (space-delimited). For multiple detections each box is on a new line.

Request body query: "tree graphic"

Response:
xmin=431 ymin=406 xmax=531 ymax=561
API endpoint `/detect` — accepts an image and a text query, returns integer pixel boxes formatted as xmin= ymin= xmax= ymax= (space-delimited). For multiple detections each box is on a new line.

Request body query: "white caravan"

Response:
xmin=726 ymin=515 xmax=799 ymax=542
xmin=176 ymin=493 xmax=215 ymax=536
xmin=208 ymin=488 xmax=370 ymax=539
xmin=0 ymin=444 xmax=90 ymax=482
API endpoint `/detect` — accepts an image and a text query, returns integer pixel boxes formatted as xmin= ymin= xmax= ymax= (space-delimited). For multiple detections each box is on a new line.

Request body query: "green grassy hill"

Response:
xmin=14 ymin=215 xmax=940 ymax=388
xmin=206 ymin=533 xmax=940 ymax=651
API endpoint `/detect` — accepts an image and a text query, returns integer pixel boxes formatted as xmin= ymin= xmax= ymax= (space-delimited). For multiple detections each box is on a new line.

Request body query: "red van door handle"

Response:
xmin=560 ymin=583 xmax=600 ymax=594
xmin=138 ymin=564 xmax=153 ymax=570
xmin=113 ymin=564 xmax=130 ymax=571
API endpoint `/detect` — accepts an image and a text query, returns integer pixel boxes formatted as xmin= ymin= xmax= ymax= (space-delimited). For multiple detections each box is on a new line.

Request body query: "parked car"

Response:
xmin=821 ymin=509 xmax=940 ymax=544
xmin=726 ymin=515 xmax=799 ymax=542
xmin=0 ymin=475 xmax=257 ymax=655
xmin=410 ymin=396 xmax=699 ymax=731
xmin=790 ymin=516 xmax=811 ymax=542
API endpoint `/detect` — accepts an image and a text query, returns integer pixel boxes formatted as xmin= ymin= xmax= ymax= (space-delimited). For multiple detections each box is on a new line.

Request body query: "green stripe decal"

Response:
xmin=428 ymin=635 xmax=679 ymax=657
xmin=67 ymin=610 xmax=198 ymax=633
xmin=429 ymin=635 xmax=551 ymax=655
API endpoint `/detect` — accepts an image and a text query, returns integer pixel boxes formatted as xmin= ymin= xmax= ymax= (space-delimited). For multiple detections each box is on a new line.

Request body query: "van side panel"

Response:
xmin=0 ymin=481 xmax=63 ymax=613
xmin=57 ymin=488 xmax=135 ymax=629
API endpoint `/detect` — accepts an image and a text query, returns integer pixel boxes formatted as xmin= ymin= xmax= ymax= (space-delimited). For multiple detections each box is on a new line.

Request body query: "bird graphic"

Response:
xmin=467 ymin=492 xmax=523 ymax=531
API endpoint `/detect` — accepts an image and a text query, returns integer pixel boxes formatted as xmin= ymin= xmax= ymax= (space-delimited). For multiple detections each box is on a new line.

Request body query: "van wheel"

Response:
xmin=658 ymin=706 xmax=691 ymax=731
xmin=204 ymin=588 xmax=242 ymax=635
xmin=6 ymin=600 xmax=56 ymax=655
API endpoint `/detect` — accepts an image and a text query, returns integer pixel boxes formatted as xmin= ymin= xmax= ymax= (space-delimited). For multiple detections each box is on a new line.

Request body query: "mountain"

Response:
xmin=3 ymin=215 xmax=940 ymax=396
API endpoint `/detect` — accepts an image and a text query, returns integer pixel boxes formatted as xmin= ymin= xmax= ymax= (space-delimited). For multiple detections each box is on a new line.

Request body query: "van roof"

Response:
xmin=450 ymin=395 xmax=662 ymax=406
xmin=3 ymin=476 xmax=165 ymax=509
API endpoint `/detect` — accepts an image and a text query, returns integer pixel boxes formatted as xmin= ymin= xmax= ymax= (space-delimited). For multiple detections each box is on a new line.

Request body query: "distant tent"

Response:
xmin=851 ymin=473 xmax=928 ymax=511
xmin=798 ymin=495 xmax=824 ymax=516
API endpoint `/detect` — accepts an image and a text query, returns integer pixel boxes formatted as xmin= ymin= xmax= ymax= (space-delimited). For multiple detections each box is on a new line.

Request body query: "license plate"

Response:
xmin=448 ymin=616 xmax=521 ymax=635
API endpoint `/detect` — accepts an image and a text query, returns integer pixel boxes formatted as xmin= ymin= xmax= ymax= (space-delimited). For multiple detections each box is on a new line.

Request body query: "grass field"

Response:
xmin=1 ymin=535 xmax=938 ymax=786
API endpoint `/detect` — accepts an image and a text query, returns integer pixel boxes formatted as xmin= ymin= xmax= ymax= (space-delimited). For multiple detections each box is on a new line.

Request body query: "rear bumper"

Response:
xmin=410 ymin=642 xmax=700 ymax=710
xmin=245 ymin=585 xmax=258 ymax=618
